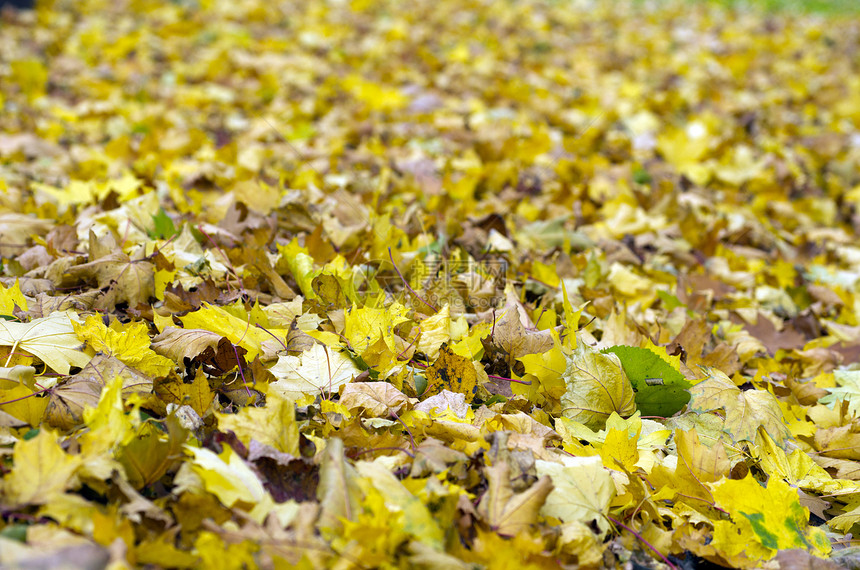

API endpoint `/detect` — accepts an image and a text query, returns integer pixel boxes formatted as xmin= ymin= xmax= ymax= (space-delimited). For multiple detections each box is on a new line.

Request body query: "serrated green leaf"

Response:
xmin=602 ymin=345 xmax=691 ymax=417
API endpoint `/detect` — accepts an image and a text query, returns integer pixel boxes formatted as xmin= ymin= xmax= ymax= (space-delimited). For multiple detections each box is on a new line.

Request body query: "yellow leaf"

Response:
xmin=688 ymin=369 xmax=791 ymax=448
xmin=195 ymin=531 xmax=257 ymax=570
xmin=10 ymin=59 xmax=47 ymax=101
xmin=416 ymin=304 xmax=467 ymax=359
xmin=0 ymin=280 xmax=28 ymax=315
xmin=561 ymin=340 xmax=636 ymax=430
xmin=0 ymin=383 xmax=47 ymax=426
xmin=340 ymin=382 xmax=412 ymax=418
xmin=0 ymin=312 xmax=90 ymax=375
xmin=188 ymin=445 xmax=266 ymax=508
xmin=276 ymin=239 xmax=317 ymax=299
xmin=343 ymin=302 xmax=410 ymax=355
xmin=599 ymin=427 xmax=640 ymax=472
xmin=423 ymin=344 xmax=479 ymax=403
xmin=151 ymin=326 xmax=224 ymax=363
xmin=535 ymin=456 xmax=615 ymax=537
xmin=119 ymin=414 xmax=188 ymax=489
xmin=710 ymin=475 xmax=831 ymax=565
xmin=517 ymin=329 xmax=567 ymax=412
xmin=80 ymin=375 xmax=137 ymax=454
xmin=73 ymin=315 xmax=173 ymax=377
xmin=356 ymin=459 xmax=446 ymax=547
xmin=317 ymin=438 xmax=362 ymax=538
xmin=2 ymin=429 xmax=82 ymax=506
xmin=180 ymin=303 xmax=284 ymax=361
xmin=153 ymin=368 xmax=213 ymax=417
xmin=343 ymin=75 xmax=407 ymax=112
xmin=64 ymin=252 xmax=155 ymax=308
xmin=269 ymin=343 xmax=360 ymax=400
xmin=216 ymin=391 xmax=299 ymax=455
xmin=45 ymin=354 xmax=153 ymax=430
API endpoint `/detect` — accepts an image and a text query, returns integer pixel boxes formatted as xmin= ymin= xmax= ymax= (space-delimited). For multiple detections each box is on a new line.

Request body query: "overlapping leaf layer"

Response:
xmin=1 ymin=0 xmax=860 ymax=567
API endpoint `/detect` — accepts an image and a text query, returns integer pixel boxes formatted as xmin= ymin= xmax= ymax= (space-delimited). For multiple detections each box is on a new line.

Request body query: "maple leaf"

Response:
xmin=269 ymin=343 xmax=360 ymax=400
xmin=560 ymin=340 xmax=636 ymax=430
xmin=153 ymin=368 xmax=214 ymax=417
xmin=216 ymin=391 xmax=299 ymax=455
xmin=485 ymin=300 xmax=555 ymax=362
xmin=819 ymin=369 xmax=860 ymax=418
xmin=73 ymin=315 xmax=173 ymax=377
xmin=535 ymin=456 xmax=615 ymax=537
xmin=708 ymin=475 xmax=831 ymax=565
xmin=316 ymin=438 xmax=362 ymax=538
xmin=44 ymin=354 xmax=152 ymax=429
xmin=687 ymin=369 xmax=791 ymax=448
xmin=422 ymin=343 xmax=480 ymax=403
xmin=150 ymin=326 xmax=225 ymax=363
xmin=7 ymin=0 xmax=860 ymax=565
xmin=356 ymin=459 xmax=446 ymax=548
xmin=0 ymin=312 xmax=90 ymax=375
xmin=0 ymin=279 xmax=28 ymax=315
xmin=0 ymin=213 xmax=53 ymax=257
xmin=340 ymin=382 xmax=413 ymax=417
xmin=1 ymin=429 xmax=82 ymax=507
xmin=179 ymin=303 xmax=283 ymax=362
xmin=64 ymin=251 xmax=155 ymax=309
xmin=187 ymin=444 xmax=268 ymax=509
xmin=477 ymin=460 xmax=553 ymax=536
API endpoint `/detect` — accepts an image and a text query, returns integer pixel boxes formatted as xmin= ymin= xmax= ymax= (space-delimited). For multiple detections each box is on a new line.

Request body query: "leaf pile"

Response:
xmin=2 ymin=0 xmax=860 ymax=567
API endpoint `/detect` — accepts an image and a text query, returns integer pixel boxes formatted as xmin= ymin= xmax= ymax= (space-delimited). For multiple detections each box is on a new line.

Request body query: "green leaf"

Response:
xmin=602 ymin=345 xmax=691 ymax=417
xmin=0 ymin=524 xmax=27 ymax=542
xmin=656 ymin=290 xmax=684 ymax=311
xmin=150 ymin=207 xmax=178 ymax=239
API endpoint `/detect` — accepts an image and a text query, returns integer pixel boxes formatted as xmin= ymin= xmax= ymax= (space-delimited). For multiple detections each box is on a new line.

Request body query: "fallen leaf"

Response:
xmin=269 ymin=343 xmax=360 ymax=400
xmin=478 ymin=460 xmax=553 ymax=536
xmin=0 ymin=312 xmax=90 ymax=374
xmin=561 ymin=340 xmax=636 ymax=430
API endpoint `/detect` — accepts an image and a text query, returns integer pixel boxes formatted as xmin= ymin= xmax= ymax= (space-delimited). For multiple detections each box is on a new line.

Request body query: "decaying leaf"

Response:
xmin=2 ymin=0 xmax=860 ymax=566
xmin=478 ymin=460 xmax=553 ymax=536
xmin=44 ymin=354 xmax=153 ymax=429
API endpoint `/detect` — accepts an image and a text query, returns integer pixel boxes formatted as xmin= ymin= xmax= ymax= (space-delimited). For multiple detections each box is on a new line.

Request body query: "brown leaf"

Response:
xmin=153 ymin=368 xmax=214 ymax=417
xmin=478 ymin=460 xmax=553 ymax=537
xmin=151 ymin=326 xmax=223 ymax=362
xmin=44 ymin=354 xmax=153 ymax=429
xmin=339 ymin=382 xmax=412 ymax=417
xmin=64 ymin=252 xmax=155 ymax=308
xmin=740 ymin=312 xmax=806 ymax=355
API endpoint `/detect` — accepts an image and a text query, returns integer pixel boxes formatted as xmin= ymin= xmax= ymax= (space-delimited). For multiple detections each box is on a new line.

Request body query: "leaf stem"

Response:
xmin=486 ymin=373 xmax=532 ymax=385
xmin=0 ymin=385 xmax=52 ymax=406
xmin=388 ymin=247 xmax=437 ymax=312
xmin=607 ymin=515 xmax=678 ymax=570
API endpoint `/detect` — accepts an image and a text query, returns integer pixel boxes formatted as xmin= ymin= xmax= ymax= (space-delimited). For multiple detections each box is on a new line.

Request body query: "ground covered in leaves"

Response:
xmin=2 ymin=0 xmax=860 ymax=568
